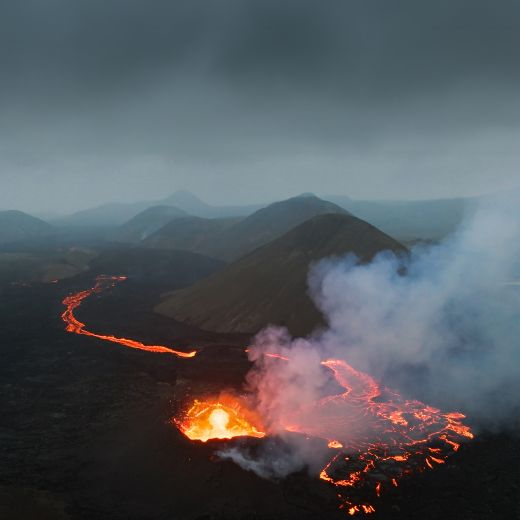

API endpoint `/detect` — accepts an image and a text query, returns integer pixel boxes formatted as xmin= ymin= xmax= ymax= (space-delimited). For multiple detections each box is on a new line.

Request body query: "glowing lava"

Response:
xmin=61 ymin=275 xmax=196 ymax=358
xmin=177 ymin=399 xmax=265 ymax=442
xmin=266 ymin=355 xmax=474 ymax=515
xmin=61 ymin=276 xmax=473 ymax=516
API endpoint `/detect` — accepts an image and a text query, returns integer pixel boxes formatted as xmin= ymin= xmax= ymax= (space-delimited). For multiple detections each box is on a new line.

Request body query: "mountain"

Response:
xmin=52 ymin=190 xmax=474 ymax=240
xmin=114 ymin=205 xmax=188 ymax=243
xmin=162 ymin=190 xmax=265 ymax=218
xmin=0 ymin=211 xmax=54 ymax=245
xmin=212 ymin=194 xmax=350 ymax=260
xmin=54 ymin=191 xmax=267 ymax=228
xmin=145 ymin=195 xmax=348 ymax=261
xmin=142 ymin=216 xmax=242 ymax=257
xmin=326 ymin=196 xmax=469 ymax=241
xmin=53 ymin=201 xmax=154 ymax=228
xmin=155 ymin=213 xmax=407 ymax=336
xmin=160 ymin=191 xmax=215 ymax=217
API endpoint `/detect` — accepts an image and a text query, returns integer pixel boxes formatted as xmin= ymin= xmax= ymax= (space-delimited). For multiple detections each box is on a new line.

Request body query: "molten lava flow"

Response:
xmin=259 ymin=354 xmax=473 ymax=516
xmin=61 ymin=275 xmax=196 ymax=358
xmin=62 ymin=276 xmax=473 ymax=515
xmin=177 ymin=399 xmax=265 ymax=442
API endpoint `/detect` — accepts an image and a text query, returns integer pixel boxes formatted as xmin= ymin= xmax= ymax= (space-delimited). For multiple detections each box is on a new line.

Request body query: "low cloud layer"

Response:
xmin=2 ymin=1 xmax=520 ymax=211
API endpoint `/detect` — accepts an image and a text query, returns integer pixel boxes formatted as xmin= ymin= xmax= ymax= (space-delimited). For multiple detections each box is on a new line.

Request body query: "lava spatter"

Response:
xmin=177 ymin=398 xmax=265 ymax=442
xmin=61 ymin=275 xmax=196 ymax=358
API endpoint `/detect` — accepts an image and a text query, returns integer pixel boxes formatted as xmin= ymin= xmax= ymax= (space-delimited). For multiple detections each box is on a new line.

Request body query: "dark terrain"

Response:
xmin=1 ymin=270 xmax=519 ymax=520
xmin=143 ymin=195 xmax=348 ymax=261
xmin=156 ymin=213 xmax=407 ymax=336
xmin=1 ymin=196 xmax=518 ymax=519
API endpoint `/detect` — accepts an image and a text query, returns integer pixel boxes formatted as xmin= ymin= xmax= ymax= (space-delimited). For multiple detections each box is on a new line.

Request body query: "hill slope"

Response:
xmin=87 ymin=246 xmax=226 ymax=285
xmin=142 ymin=216 xmax=242 ymax=257
xmin=161 ymin=190 xmax=265 ymax=218
xmin=155 ymin=213 xmax=406 ymax=336
xmin=115 ymin=205 xmax=188 ymax=243
xmin=0 ymin=211 xmax=54 ymax=245
xmin=53 ymin=201 xmax=154 ymax=228
xmin=145 ymin=195 xmax=348 ymax=261
xmin=213 ymin=195 xmax=349 ymax=261
xmin=54 ymin=190 xmax=266 ymax=227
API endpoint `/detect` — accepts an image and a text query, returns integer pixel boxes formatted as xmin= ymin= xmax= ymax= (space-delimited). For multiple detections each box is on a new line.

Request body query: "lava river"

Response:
xmin=61 ymin=275 xmax=196 ymax=358
xmin=60 ymin=276 xmax=473 ymax=516
xmin=262 ymin=355 xmax=474 ymax=515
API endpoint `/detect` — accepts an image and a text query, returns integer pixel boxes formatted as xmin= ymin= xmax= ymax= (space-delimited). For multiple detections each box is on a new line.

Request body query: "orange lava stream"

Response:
xmin=61 ymin=277 xmax=473 ymax=515
xmin=61 ymin=275 xmax=196 ymax=358
xmin=177 ymin=399 xmax=265 ymax=442
xmin=264 ymin=355 xmax=473 ymax=516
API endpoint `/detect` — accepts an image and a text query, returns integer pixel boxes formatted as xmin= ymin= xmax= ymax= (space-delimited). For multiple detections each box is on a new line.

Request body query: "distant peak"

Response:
xmin=168 ymin=190 xmax=204 ymax=202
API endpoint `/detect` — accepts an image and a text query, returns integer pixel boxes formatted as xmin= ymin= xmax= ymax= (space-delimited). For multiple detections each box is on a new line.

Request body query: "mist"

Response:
xmin=222 ymin=193 xmax=520 ymax=479
xmin=2 ymin=1 xmax=520 ymax=213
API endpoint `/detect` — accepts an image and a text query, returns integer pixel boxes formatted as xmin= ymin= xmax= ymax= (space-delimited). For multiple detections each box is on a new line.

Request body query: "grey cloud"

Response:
xmin=1 ymin=1 xmax=520 ymax=212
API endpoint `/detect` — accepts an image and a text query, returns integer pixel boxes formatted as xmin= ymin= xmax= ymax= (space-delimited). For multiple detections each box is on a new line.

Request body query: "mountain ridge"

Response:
xmin=155 ymin=212 xmax=407 ymax=336
xmin=144 ymin=195 xmax=348 ymax=261
xmin=0 ymin=210 xmax=54 ymax=245
xmin=114 ymin=205 xmax=189 ymax=243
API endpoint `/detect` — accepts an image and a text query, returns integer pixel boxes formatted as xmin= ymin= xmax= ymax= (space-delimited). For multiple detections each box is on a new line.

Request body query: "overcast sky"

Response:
xmin=1 ymin=0 xmax=519 ymax=214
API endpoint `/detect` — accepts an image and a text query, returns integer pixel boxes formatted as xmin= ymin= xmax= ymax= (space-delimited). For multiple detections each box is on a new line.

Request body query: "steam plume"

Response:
xmin=308 ymin=193 xmax=520 ymax=421
xmin=226 ymin=193 xmax=520 ymax=478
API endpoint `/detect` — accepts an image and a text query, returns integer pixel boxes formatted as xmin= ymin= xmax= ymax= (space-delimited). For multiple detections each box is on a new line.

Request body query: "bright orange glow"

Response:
xmin=177 ymin=399 xmax=265 ymax=442
xmin=313 ymin=358 xmax=472 ymax=514
xmin=61 ymin=275 xmax=196 ymax=358
xmin=257 ymin=353 xmax=473 ymax=516
xmin=60 ymin=279 xmax=474 ymax=518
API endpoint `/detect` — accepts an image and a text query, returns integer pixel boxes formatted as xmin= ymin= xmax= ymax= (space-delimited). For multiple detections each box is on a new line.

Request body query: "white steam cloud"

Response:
xmin=222 ymin=193 xmax=520 ymax=478
xmin=309 ymin=194 xmax=520 ymax=421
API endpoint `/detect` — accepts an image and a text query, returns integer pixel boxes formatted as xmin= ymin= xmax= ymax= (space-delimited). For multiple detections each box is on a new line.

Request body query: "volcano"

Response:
xmin=58 ymin=274 xmax=473 ymax=516
xmin=61 ymin=275 xmax=197 ymax=357
xmin=155 ymin=213 xmax=407 ymax=335
xmin=144 ymin=195 xmax=348 ymax=261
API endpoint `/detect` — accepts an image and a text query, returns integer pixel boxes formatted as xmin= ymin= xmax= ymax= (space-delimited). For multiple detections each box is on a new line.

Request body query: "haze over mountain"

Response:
xmin=54 ymin=191 xmax=266 ymax=228
xmin=155 ymin=213 xmax=406 ymax=336
xmin=144 ymin=195 xmax=348 ymax=261
xmin=162 ymin=191 xmax=265 ymax=218
xmin=114 ymin=205 xmax=188 ymax=243
xmin=58 ymin=187 xmax=479 ymax=242
xmin=142 ymin=216 xmax=241 ymax=258
xmin=0 ymin=211 xmax=54 ymax=245
xmin=4 ymin=1 xmax=520 ymax=215
xmin=53 ymin=201 xmax=155 ymax=228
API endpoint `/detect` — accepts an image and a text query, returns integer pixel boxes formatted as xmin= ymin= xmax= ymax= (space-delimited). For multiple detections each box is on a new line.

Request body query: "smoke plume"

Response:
xmin=308 ymin=193 xmax=520 ymax=421
xmin=224 ymin=193 xmax=520 ymax=478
